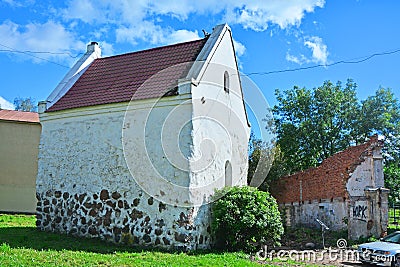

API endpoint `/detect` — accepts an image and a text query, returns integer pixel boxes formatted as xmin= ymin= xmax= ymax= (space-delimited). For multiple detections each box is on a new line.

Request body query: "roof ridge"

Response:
xmin=100 ymin=37 xmax=208 ymax=61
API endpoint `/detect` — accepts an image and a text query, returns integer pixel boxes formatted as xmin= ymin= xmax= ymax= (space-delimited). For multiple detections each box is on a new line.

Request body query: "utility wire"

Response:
xmin=243 ymin=48 xmax=400 ymax=76
xmin=0 ymin=40 xmax=399 ymax=74
xmin=0 ymin=43 xmax=76 ymax=68
xmin=0 ymin=49 xmax=82 ymax=58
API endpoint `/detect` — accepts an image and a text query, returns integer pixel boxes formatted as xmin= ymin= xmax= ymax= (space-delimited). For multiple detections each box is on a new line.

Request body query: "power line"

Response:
xmin=0 ymin=43 xmax=74 ymax=68
xmin=1 ymin=41 xmax=399 ymax=74
xmin=244 ymin=48 xmax=400 ymax=76
xmin=0 ymin=49 xmax=82 ymax=58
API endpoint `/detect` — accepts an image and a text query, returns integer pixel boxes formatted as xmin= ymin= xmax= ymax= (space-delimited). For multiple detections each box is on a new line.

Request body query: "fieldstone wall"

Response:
xmin=36 ymin=188 xmax=211 ymax=250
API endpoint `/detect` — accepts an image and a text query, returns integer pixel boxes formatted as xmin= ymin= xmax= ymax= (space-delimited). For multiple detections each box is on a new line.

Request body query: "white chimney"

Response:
xmin=38 ymin=101 xmax=49 ymax=114
xmin=87 ymin=41 xmax=101 ymax=57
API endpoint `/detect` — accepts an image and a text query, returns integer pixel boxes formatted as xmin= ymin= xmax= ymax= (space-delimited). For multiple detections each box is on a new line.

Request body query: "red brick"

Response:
xmin=272 ymin=136 xmax=382 ymax=203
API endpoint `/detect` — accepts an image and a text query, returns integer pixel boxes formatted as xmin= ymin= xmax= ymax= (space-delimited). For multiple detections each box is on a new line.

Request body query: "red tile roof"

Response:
xmin=47 ymin=38 xmax=208 ymax=112
xmin=0 ymin=109 xmax=39 ymax=123
xmin=272 ymin=135 xmax=382 ymax=203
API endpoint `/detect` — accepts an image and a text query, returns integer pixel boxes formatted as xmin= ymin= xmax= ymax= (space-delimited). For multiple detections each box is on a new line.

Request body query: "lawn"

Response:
xmin=0 ymin=214 xmax=334 ymax=267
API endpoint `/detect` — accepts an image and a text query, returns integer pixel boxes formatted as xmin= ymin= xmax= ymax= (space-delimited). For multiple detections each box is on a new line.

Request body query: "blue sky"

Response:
xmin=0 ymin=0 xmax=399 ymax=113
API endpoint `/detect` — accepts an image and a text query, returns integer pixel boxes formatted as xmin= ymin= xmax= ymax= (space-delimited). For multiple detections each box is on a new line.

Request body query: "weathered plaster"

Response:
xmin=284 ymin=198 xmax=348 ymax=231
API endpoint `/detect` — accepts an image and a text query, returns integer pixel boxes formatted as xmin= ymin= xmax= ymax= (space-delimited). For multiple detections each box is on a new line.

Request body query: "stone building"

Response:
xmin=271 ymin=136 xmax=389 ymax=240
xmin=0 ymin=109 xmax=40 ymax=213
xmin=36 ymin=24 xmax=250 ymax=250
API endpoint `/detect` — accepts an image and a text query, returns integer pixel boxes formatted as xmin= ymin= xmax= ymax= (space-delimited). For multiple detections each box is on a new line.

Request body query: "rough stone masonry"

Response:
xmin=36 ymin=188 xmax=211 ymax=249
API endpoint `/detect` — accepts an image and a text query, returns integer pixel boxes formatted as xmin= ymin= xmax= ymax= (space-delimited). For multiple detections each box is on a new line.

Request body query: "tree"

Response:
xmin=385 ymin=161 xmax=400 ymax=205
xmin=247 ymin=132 xmax=272 ymax=184
xmin=14 ymin=97 xmax=37 ymax=112
xmin=248 ymin=132 xmax=287 ymax=190
xmin=272 ymin=79 xmax=360 ymax=176
xmin=359 ymin=88 xmax=400 ymax=159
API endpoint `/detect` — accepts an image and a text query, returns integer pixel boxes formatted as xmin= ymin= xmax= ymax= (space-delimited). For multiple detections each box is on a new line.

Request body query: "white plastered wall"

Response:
xmin=188 ymin=25 xmax=250 ymax=205
xmin=36 ymin=96 xmax=212 ymax=249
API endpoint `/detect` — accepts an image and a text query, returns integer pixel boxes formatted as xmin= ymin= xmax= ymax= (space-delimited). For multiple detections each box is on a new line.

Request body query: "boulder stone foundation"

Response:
xmin=36 ymin=189 xmax=211 ymax=250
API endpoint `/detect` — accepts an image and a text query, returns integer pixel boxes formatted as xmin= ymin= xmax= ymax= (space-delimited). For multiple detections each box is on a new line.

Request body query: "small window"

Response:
xmin=225 ymin=160 xmax=232 ymax=187
xmin=223 ymin=71 xmax=229 ymax=93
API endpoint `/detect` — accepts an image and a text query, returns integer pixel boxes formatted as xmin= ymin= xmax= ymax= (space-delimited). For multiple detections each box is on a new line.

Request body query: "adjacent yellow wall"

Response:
xmin=0 ymin=119 xmax=41 ymax=213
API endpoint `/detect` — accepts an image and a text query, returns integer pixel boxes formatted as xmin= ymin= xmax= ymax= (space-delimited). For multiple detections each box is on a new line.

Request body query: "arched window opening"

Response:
xmin=225 ymin=160 xmax=232 ymax=187
xmin=224 ymin=71 xmax=229 ymax=93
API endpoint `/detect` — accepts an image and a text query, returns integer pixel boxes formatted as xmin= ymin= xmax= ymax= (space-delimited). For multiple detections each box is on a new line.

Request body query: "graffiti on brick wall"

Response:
xmin=352 ymin=201 xmax=368 ymax=222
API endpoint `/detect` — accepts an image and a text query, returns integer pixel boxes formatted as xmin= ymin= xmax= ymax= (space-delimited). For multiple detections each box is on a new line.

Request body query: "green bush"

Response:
xmin=211 ymin=186 xmax=284 ymax=252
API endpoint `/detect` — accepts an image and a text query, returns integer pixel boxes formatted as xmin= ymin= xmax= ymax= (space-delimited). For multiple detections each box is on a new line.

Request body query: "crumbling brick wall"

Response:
xmin=271 ymin=136 xmax=388 ymax=239
xmin=272 ymin=136 xmax=380 ymax=204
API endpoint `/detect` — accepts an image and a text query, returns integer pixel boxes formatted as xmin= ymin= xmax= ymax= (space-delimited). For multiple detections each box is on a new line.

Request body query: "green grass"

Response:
xmin=0 ymin=214 xmax=332 ymax=267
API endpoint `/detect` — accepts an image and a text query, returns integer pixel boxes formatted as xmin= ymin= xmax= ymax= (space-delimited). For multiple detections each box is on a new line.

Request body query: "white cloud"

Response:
xmin=1 ymin=0 xmax=23 ymax=7
xmin=98 ymin=41 xmax=114 ymax=57
xmin=115 ymin=21 xmax=165 ymax=45
xmin=286 ymin=52 xmax=308 ymax=65
xmin=225 ymin=0 xmax=325 ymax=31
xmin=0 ymin=96 xmax=15 ymax=110
xmin=61 ymin=0 xmax=99 ymax=23
xmin=233 ymin=39 xmax=246 ymax=57
xmin=168 ymin=30 xmax=200 ymax=44
xmin=59 ymin=0 xmax=325 ymax=47
xmin=146 ymin=1 xmax=325 ymax=31
xmin=2 ymin=0 xmax=16 ymax=5
xmin=0 ymin=20 xmax=85 ymax=64
xmin=116 ymin=23 xmax=200 ymax=46
xmin=286 ymin=36 xmax=329 ymax=65
xmin=304 ymin=36 xmax=328 ymax=65
xmin=0 ymin=1 xmax=326 ymax=65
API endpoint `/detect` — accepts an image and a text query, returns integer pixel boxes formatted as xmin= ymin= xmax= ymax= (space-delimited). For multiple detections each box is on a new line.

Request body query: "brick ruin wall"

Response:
xmin=271 ymin=136 xmax=383 ymax=232
xmin=272 ymin=137 xmax=378 ymax=204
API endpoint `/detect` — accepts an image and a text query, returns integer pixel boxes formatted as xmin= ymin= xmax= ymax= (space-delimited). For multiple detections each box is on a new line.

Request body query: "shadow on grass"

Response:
xmin=0 ymin=227 xmax=218 ymax=256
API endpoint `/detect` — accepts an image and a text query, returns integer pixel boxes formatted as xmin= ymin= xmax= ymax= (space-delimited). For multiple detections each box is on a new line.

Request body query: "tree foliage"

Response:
xmin=272 ymin=79 xmax=360 ymax=175
xmin=359 ymin=88 xmax=400 ymax=163
xmin=247 ymin=132 xmax=277 ymax=188
xmin=211 ymin=186 xmax=283 ymax=252
xmin=14 ymin=97 xmax=37 ymax=112
xmin=385 ymin=161 xmax=400 ymax=204
xmin=247 ymin=132 xmax=286 ymax=190
xmin=358 ymin=88 xmax=400 ymax=140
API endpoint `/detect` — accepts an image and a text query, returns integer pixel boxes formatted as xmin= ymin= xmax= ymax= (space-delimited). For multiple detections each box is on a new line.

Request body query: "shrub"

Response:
xmin=211 ymin=186 xmax=283 ymax=252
